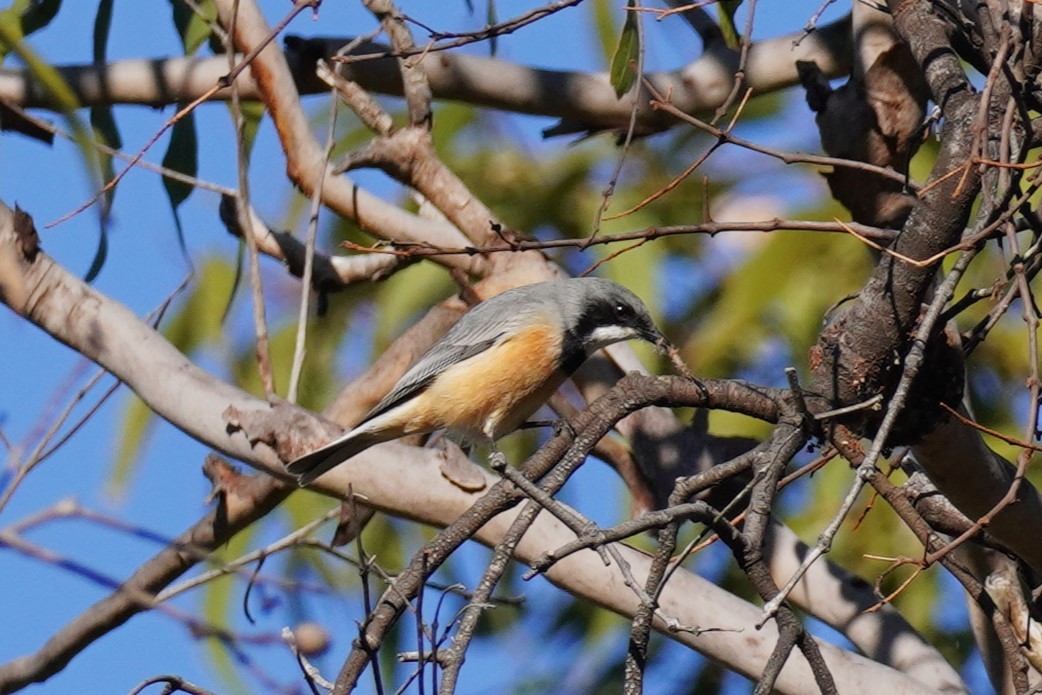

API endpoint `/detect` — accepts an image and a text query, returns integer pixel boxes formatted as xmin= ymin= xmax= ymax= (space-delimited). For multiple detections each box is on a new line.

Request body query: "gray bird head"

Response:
xmin=557 ymin=277 xmax=665 ymax=360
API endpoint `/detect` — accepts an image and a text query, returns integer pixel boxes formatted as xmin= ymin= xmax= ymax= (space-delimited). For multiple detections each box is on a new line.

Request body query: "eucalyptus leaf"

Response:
xmin=90 ymin=0 xmax=117 ymax=219
xmin=0 ymin=0 xmax=62 ymax=59
xmin=92 ymin=0 xmax=112 ymax=64
xmin=234 ymin=99 xmax=265 ymax=160
xmin=718 ymin=0 xmax=742 ymax=50
xmin=18 ymin=0 xmax=61 ymax=36
xmin=171 ymin=0 xmax=216 ymax=54
xmin=82 ymin=225 xmax=108 ymax=283
xmin=608 ymin=0 xmax=639 ymax=98
xmin=162 ymin=111 xmax=199 ymax=266
xmin=590 ymin=0 xmax=617 ymax=63
xmin=162 ymin=111 xmax=199 ymax=209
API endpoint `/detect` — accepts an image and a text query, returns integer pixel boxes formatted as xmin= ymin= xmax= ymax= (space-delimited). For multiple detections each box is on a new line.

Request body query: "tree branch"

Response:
xmin=0 ymin=16 xmax=853 ymax=134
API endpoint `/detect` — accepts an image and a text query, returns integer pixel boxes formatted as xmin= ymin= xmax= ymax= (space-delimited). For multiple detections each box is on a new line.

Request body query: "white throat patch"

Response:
xmin=585 ymin=325 xmax=640 ymax=353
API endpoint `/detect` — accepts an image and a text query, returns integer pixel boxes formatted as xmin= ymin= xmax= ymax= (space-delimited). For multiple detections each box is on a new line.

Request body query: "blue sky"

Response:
xmin=0 ymin=2 xmax=989 ymax=694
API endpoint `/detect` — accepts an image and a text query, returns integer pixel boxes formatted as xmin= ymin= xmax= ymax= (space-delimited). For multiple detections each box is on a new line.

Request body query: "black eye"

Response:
xmin=614 ymin=302 xmax=633 ymax=319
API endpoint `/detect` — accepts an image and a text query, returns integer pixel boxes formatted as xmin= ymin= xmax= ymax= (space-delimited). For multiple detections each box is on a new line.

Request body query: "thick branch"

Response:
xmin=0 ymin=17 xmax=852 ymax=133
xmin=809 ymin=0 xmax=981 ymax=430
xmin=209 ymin=1 xmax=485 ymax=276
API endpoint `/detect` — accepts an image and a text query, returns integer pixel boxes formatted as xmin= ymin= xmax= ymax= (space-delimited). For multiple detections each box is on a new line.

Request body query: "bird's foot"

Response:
xmin=489 ymin=450 xmax=508 ymax=472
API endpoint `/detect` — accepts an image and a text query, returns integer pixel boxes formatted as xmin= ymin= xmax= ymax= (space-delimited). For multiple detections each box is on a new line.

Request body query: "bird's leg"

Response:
xmin=551 ymin=417 xmax=575 ymax=439
xmin=520 ymin=418 xmax=578 ymax=440
xmin=488 ymin=441 xmax=508 ymax=472
xmin=517 ymin=419 xmax=557 ymax=431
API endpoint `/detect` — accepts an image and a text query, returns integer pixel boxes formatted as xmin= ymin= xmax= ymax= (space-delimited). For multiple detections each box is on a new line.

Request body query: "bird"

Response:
xmin=287 ymin=277 xmax=665 ymax=485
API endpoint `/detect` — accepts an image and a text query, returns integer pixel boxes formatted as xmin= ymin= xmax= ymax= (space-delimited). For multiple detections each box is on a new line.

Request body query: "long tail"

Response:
xmin=286 ymin=429 xmax=386 ymax=486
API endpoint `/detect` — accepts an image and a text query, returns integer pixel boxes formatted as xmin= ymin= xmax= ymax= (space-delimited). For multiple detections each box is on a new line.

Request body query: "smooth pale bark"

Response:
xmin=0 ymin=18 xmax=851 ymax=130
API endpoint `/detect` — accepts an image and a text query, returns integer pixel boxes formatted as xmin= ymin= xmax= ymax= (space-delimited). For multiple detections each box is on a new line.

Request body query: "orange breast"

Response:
xmin=412 ymin=322 xmax=565 ymax=440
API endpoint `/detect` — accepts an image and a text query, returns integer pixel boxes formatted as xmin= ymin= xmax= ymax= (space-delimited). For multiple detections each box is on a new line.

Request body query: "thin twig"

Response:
xmin=333 ymin=1 xmax=584 ymax=64
xmin=337 ymin=217 xmax=894 ymax=260
xmin=227 ymin=0 xmax=279 ymax=397
xmin=287 ymin=69 xmax=341 ymax=403
xmin=588 ymin=0 xmax=646 ymax=244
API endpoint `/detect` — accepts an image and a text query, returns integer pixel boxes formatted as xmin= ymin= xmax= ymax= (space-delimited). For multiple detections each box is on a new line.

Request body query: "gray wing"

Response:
xmin=361 ymin=335 xmax=500 ymax=421
xmin=360 ymin=284 xmax=558 ymax=423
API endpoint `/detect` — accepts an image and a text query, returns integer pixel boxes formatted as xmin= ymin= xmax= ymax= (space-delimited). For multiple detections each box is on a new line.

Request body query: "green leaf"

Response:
xmin=202 ymin=528 xmax=257 ymax=692
xmin=90 ymin=0 xmax=118 ymax=221
xmin=19 ymin=0 xmax=61 ymax=35
xmin=0 ymin=10 xmax=111 ymax=259
xmin=608 ymin=0 xmax=639 ymax=98
xmin=161 ymin=110 xmax=199 ymax=266
xmin=170 ymin=0 xmax=216 ymax=55
xmin=89 ymin=107 xmax=121 ymax=154
xmin=0 ymin=0 xmax=62 ymax=59
xmin=162 ymin=111 xmax=198 ymax=209
xmin=233 ymin=99 xmax=265 ymax=160
xmin=89 ymin=104 xmax=119 ymax=230
xmin=109 ymin=391 xmax=152 ymax=497
xmin=82 ymin=220 xmax=108 ymax=282
xmin=165 ymin=258 xmax=235 ymax=356
xmin=221 ymin=236 xmax=245 ymax=325
xmin=92 ymin=0 xmax=112 ymax=62
xmin=589 ymin=0 xmax=617 ymax=63
xmin=717 ymin=0 xmax=742 ymax=50
xmin=373 ymin=263 xmax=452 ymax=349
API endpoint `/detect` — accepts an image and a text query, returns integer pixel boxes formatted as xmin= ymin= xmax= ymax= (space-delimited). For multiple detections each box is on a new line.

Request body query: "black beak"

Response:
xmin=643 ymin=326 xmax=669 ymax=352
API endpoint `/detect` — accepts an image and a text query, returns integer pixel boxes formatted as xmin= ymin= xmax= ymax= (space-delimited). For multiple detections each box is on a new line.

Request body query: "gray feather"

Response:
xmin=286 ymin=429 xmax=387 ymax=484
xmin=362 ymin=336 xmax=500 ymax=421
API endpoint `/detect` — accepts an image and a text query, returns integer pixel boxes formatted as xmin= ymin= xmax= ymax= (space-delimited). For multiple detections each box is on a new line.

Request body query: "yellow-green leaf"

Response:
xmin=170 ymin=0 xmax=217 ymax=55
xmin=589 ymin=0 xmax=618 ymax=63
xmin=718 ymin=0 xmax=742 ymax=50
xmin=234 ymin=100 xmax=265 ymax=160
xmin=108 ymin=392 xmax=153 ymax=498
xmin=608 ymin=0 xmax=639 ymax=98
xmin=0 ymin=0 xmax=61 ymax=59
